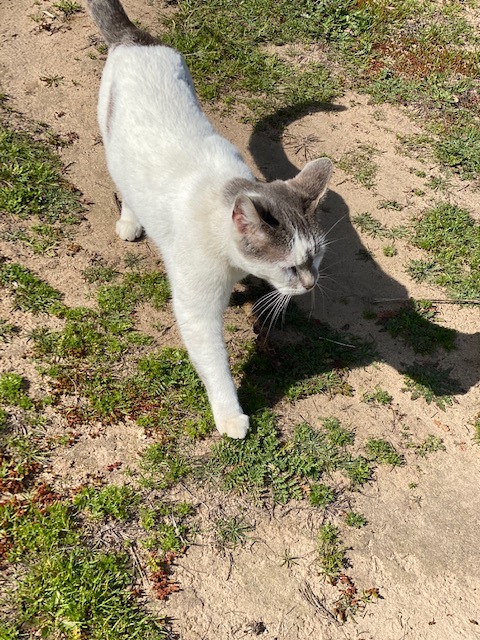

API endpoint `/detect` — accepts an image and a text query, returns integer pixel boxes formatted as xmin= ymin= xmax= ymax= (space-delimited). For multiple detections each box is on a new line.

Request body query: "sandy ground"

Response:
xmin=1 ymin=1 xmax=479 ymax=639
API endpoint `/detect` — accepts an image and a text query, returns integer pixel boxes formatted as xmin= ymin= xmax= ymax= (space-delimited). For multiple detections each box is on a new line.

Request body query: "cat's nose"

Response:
xmin=299 ymin=271 xmax=316 ymax=291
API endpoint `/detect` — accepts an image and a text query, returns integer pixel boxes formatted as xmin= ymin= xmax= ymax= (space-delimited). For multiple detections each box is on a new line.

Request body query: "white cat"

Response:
xmin=87 ymin=0 xmax=333 ymax=439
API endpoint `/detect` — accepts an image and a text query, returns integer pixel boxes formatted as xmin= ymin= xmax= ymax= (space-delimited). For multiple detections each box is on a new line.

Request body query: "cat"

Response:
xmin=87 ymin=0 xmax=333 ymax=439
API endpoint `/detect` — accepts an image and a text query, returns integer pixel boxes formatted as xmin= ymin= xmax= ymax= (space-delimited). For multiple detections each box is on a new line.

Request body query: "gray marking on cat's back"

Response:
xmin=87 ymin=0 xmax=160 ymax=47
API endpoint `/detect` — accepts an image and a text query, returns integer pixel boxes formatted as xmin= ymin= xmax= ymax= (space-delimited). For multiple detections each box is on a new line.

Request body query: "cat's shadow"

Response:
xmin=236 ymin=105 xmax=479 ymax=411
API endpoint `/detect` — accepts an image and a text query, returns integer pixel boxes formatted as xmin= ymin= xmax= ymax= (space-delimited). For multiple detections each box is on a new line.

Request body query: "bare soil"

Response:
xmin=1 ymin=1 xmax=479 ymax=639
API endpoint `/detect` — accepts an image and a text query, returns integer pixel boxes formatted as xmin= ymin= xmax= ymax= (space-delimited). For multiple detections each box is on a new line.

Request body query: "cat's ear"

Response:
xmin=288 ymin=158 xmax=333 ymax=209
xmin=232 ymin=194 xmax=265 ymax=235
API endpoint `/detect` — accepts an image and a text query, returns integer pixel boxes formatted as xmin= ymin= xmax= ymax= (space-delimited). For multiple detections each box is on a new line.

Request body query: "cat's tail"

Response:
xmin=87 ymin=0 xmax=158 ymax=47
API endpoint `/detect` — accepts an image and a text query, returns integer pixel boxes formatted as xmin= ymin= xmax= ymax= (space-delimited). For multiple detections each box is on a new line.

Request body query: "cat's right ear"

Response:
xmin=232 ymin=194 xmax=263 ymax=235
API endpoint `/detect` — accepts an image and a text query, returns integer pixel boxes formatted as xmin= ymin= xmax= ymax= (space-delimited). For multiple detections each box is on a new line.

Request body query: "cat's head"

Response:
xmin=229 ymin=158 xmax=333 ymax=296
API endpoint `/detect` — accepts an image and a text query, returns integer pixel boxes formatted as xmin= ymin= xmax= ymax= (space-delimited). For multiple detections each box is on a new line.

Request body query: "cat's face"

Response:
xmin=230 ymin=158 xmax=332 ymax=296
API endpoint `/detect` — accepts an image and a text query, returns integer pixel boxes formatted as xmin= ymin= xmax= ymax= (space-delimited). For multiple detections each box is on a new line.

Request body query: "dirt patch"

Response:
xmin=1 ymin=1 xmax=479 ymax=639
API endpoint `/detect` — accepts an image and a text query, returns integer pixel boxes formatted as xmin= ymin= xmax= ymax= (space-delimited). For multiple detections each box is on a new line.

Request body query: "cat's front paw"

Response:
xmin=116 ymin=219 xmax=143 ymax=242
xmin=218 ymin=414 xmax=249 ymax=439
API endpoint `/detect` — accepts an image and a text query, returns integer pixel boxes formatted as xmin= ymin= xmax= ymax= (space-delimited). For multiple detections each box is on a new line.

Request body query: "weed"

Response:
xmin=74 ymin=485 xmax=139 ymax=521
xmin=0 ymin=373 xmax=33 ymax=410
xmin=409 ymin=203 xmax=480 ymax=299
xmin=380 ymin=299 xmax=457 ymax=354
xmin=139 ymin=443 xmax=190 ymax=490
xmin=82 ymin=263 xmax=119 ymax=284
xmin=0 ymin=319 xmax=17 ymax=341
xmin=318 ymin=523 xmax=346 ymax=582
xmin=142 ymin=503 xmax=193 ymax=553
xmin=345 ymin=512 xmax=367 ymax=528
xmin=435 ymin=126 xmax=480 ymax=179
xmin=280 ymin=548 xmax=300 ymax=568
xmin=0 ymin=262 xmax=64 ymax=314
xmin=209 ymin=413 xmax=371 ymax=503
xmin=407 ymin=434 xmax=446 ymax=457
xmin=40 ymin=75 xmax=64 ymax=87
xmin=383 ymin=245 xmax=397 ymax=257
xmin=353 ymin=213 xmax=386 ymax=238
xmin=338 ymin=147 xmax=378 ymax=189
xmin=427 ymin=174 xmax=451 ymax=193
xmin=362 ymin=387 xmax=393 ymax=406
xmin=378 ymin=200 xmax=404 ymax=211
xmin=215 ymin=515 xmax=254 ymax=550
xmin=365 ymin=439 xmax=403 ymax=466
xmin=54 ymin=0 xmax=83 ymax=16
xmin=403 ymin=364 xmax=457 ymax=410
xmin=353 ymin=213 xmax=407 ymax=241
xmin=333 ymin=575 xmax=380 ymax=623
xmin=309 ymin=483 xmax=335 ymax=508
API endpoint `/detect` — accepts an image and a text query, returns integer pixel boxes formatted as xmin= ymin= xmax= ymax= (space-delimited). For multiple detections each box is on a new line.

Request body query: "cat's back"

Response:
xmin=99 ymin=44 xmax=212 ymax=143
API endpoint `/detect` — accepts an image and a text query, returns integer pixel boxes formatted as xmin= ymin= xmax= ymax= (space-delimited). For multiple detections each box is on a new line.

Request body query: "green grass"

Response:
xmin=0 ymin=124 xmax=83 ymax=224
xmin=208 ymin=412 xmax=372 ymax=503
xmin=0 ymin=262 xmax=64 ymax=314
xmin=215 ymin=515 xmax=254 ymax=550
xmin=74 ymin=485 xmax=139 ymax=521
xmin=0 ymin=373 xmax=33 ymax=410
xmin=362 ymin=387 xmax=393 ymax=406
xmin=408 ymin=203 xmax=480 ymax=300
xmin=162 ymin=0 xmax=339 ymax=118
xmin=345 ymin=511 xmax=367 ymax=528
xmin=365 ymin=439 xmax=403 ymax=467
xmin=402 ymin=365 xmax=457 ymax=411
xmin=0 ymin=489 xmax=170 ymax=639
xmin=318 ymin=523 xmax=346 ymax=582
xmin=380 ymin=299 xmax=457 ymax=354
xmin=338 ymin=147 xmax=378 ymax=189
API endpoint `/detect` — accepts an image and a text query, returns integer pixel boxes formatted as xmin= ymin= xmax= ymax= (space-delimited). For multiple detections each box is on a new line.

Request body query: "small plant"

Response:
xmin=408 ymin=435 xmax=446 ymax=458
xmin=381 ymin=299 xmax=456 ymax=354
xmin=362 ymin=387 xmax=393 ymax=406
xmin=0 ymin=372 xmax=33 ymax=410
xmin=139 ymin=443 xmax=190 ymax=489
xmin=382 ymin=245 xmax=397 ymax=257
xmin=345 ymin=511 xmax=367 ymax=528
xmin=40 ymin=75 xmax=64 ymax=87
xmin=365 ymin=439 xmax=403 ymax=466
xmin=74 ymin=485 xmax=139 ymax=521
xmin=338 ymin=147 xmax=378 ymax=189
xmin=280 ymin=548 xmax=301 ymax=568
xmin=402 ymin=365 xmax=457 ymax=411
xmin=378 ymin=200 xmax=404 ymax=211
xmin=82 ymin=264 xmax=119 ymax=284
xmin=353 ymin=213 xmax=386 ymax=238
xmin=309 ymin=483 xmax=335 ymax=508
xmin=318 ymin=523 xmax=346 ymax=582
xmin=0 ymin=262 xmax=64 ymax=314
xmin=0 ymin=318 xmax=17 ymax=341
xmin=215 ymin=515 xmax=253 ymax=550
xmin=54 ymin=0 xmax=83 ymax=16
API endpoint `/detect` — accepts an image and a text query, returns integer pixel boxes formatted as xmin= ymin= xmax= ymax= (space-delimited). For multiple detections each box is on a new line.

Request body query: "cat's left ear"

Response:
xmin=288 ymin=158 xmax=333 ymax=209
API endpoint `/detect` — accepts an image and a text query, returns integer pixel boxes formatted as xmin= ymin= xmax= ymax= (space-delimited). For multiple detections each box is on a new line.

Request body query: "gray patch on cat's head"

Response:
xmin=226 ymin=158 xmax=333 ymax=265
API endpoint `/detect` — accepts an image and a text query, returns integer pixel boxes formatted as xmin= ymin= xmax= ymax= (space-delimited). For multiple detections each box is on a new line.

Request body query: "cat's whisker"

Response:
xmin=251 ymin=289 xmax=282 ymax=319
xmin=265 ymin=293 xmax=290 ymax=339
xmin=322 ymin=214 xmax=347 ymax=240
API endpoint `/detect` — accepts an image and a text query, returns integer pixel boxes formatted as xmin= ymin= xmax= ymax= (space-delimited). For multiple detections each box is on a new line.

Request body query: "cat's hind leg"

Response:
xmin=116 ymin=202 xmax=143 ymax=241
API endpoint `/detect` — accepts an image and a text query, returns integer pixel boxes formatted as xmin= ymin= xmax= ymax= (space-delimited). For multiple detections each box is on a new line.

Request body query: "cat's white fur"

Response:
xmin=94 ymin=8 xmax=332 ymax=439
